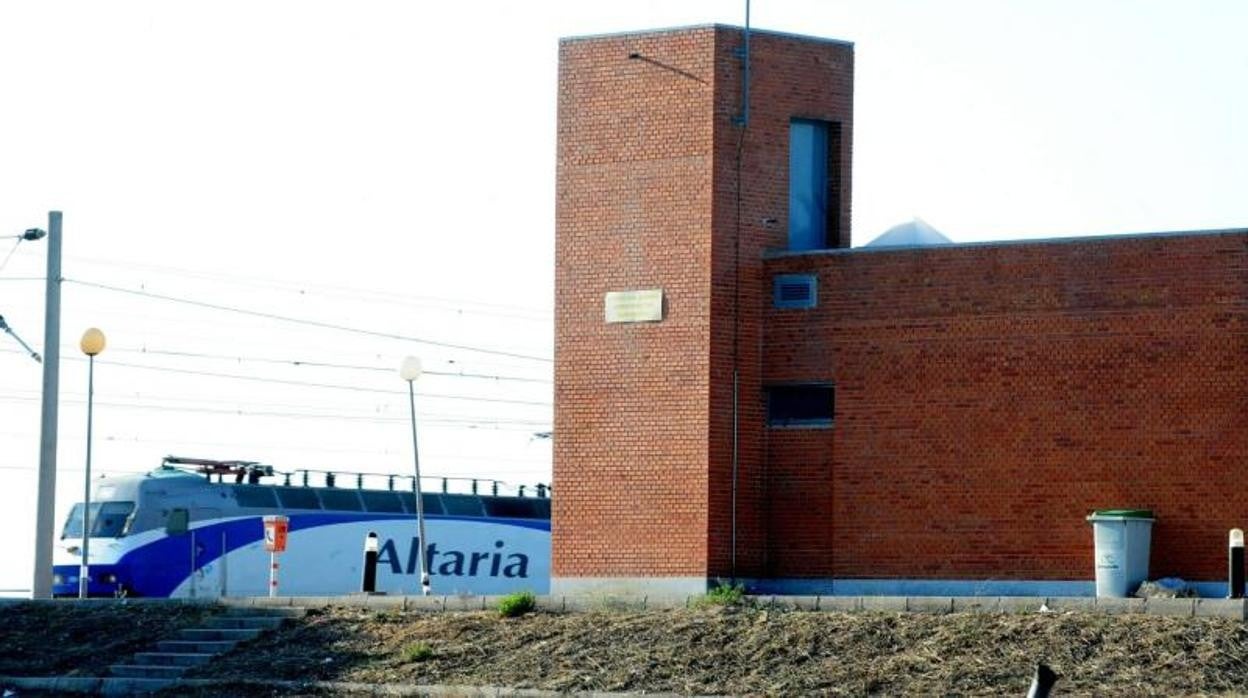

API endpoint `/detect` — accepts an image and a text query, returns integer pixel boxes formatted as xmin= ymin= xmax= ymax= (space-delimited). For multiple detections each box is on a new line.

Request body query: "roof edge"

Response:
xmin=560 ymin=23 xmax=853 ymax=48
xmin=764 ymin=226 xmax=1248 ymax=259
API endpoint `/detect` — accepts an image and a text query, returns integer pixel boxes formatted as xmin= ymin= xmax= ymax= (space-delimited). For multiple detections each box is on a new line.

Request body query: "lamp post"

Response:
xmin=399 ymin=355 xmax=431 ymax=596
xmin=78 ymin=327 xmax=105 ymax=599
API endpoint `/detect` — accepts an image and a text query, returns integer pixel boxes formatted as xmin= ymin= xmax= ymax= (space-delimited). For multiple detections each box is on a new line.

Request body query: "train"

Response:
xmin=52 ymin=456 xmax=551 ymax=598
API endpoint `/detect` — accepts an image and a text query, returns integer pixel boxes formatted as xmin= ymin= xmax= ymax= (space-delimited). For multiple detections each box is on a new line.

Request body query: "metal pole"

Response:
xmin=361 ymin=532 xmax=379 ymax=593
xmin=78 ymin=354 xmax=94 ymax=599
xmin=1229 ymin=528 xmax=1244 ymax=599
xmin=269 ymin=551 xmax=278 ymax=598
xmin=33 ymin=211 xmax=61 ymax=599
xmin=407 ymin=380 xmax=430 ymax=595
xmin=1026 ymin=663 xmax=1059 ymax=698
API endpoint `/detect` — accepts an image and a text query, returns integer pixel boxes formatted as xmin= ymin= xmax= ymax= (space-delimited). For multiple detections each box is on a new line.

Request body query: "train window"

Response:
xmin=483 ymin=497 xmax=545 ymax=519
xmin=442 ymin=495 xmax=485 ymax=517
xmin=360 ymin=490 xmax=404 ymax=513
xmin=275 ymin=487 xmax=321 ymax=510
xmin=319 ymin=489 xmax=364 ymax=511
xmin=233 ymin=485 xmax=279 ymax=509
xmin=398 ymin=493 xmax=445 ymax=516
xmin=61 ymin=501 xmax=137 ymax=538
xmin=94 ymin=502 xmax=135 ymax=537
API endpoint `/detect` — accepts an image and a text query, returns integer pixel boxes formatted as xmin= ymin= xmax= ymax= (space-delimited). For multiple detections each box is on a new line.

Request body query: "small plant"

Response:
xmin=402 ymin=641 xmax=434 ymax=663
xmin=498 ymin=590 xmax=537 ymax=618
xmin=695 ymin=581 xmax=746 ymax=607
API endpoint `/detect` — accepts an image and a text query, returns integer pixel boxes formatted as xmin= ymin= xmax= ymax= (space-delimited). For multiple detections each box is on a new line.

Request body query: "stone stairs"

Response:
xmin=103 ymin=605 xmax=305 ymax=691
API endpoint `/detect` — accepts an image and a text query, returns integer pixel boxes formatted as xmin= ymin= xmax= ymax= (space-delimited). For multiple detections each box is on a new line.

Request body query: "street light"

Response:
xmin=78 ymin=327 xmax=105 ymax=599
xmin=399 ymin=355 xmax=431 ymax=596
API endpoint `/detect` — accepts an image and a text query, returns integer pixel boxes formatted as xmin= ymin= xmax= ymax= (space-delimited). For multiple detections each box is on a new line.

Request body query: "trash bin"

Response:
xmin=1087 ymin=509 xmax=1155 ymax=597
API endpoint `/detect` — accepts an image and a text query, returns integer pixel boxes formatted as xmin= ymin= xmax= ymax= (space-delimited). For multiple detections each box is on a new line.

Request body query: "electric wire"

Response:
xmin=11 ymin=350 xmax=552 ymax=407
xmin=0 ymin=239 xmax=21 ymax=275
xmin=66 ymin=278 xmax=554 ymax=363
xmin=95 ymin=345 xmax=552 ymax=384
xmin=63 ymin=254 xmax=552 ymax=320
xmin=0 ymin=395 xmax=548 ymax=429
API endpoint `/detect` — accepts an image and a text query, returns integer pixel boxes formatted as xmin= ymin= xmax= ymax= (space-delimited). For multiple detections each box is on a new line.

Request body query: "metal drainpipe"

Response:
xmin=730 ymin=0 xmax=752 ymax=584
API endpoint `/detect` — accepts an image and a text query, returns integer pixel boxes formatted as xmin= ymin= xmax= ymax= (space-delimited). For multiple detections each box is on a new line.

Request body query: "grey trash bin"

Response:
xmin=1087 ymin=509 xmax=1155 ymax=597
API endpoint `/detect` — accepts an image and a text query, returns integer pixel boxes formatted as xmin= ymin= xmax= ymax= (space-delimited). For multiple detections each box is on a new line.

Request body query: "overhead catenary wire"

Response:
xmin=66 ymin=278 xmax=554 ymax=363
xmin=1 ymin=388 xmax=547 ymax=426
xmin=0 ymin=395 xmax=549 ymax=429
xmin=15 ymin=350 xmax=552 ymax=407
xmin=62 ymin=253 xmax=553 ymax=320
xmin=88 ymin=345 xmax=552 ymax=384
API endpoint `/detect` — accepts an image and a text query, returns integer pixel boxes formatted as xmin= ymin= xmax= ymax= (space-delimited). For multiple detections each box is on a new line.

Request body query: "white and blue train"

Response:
xmin=53 ymin=457 xmax=551 ymax=598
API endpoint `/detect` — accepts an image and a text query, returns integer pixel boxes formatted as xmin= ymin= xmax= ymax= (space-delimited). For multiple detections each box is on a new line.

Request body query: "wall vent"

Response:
xmin=773 ymin=274 xmax=817 ymax=309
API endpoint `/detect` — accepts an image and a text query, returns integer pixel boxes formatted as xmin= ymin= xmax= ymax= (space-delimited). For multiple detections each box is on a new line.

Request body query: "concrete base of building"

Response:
xmin=746 ymin=577 xmax=1229 ymax=598
xmin=550 ymin=575 xmax=712 ymax=601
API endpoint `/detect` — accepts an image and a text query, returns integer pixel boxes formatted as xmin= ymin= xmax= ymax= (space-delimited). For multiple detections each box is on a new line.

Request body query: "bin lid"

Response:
xmin=1087 ymin=508 xmax=1154 ymax=520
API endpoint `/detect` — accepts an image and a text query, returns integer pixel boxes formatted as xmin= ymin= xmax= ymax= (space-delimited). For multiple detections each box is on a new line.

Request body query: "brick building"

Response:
xmin=553 ymin=25 xmax=1248 ymax=597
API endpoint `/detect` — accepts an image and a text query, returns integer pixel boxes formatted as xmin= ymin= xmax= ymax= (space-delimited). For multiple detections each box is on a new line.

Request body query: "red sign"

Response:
xmin=263 ymin=515 xmax=289 ymax=553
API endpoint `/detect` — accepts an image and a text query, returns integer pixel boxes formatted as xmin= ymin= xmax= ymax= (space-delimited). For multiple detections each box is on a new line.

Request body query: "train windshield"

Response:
xmin=61 ymin=501 xmax=135 ymax=538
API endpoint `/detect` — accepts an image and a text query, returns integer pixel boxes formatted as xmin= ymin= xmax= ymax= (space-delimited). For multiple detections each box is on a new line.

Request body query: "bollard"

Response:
xmin=1026 ymin=663 xmax=1058 ymax=698
xmin=361 ymin=531 xmax=379 ymax=593
xmin=1230 ymin=529 xmax=1244 ymax=599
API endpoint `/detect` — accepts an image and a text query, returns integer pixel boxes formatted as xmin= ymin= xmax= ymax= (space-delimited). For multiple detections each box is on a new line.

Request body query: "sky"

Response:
xmin=0 ymin=0 xmax=1245 ymax=594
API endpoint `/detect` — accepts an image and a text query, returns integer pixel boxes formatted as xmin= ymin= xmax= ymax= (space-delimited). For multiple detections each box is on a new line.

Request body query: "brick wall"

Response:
xmin=554 ymin=27 xmax=718 ymax=580
xmin=706 ymin=28 xmax=854 ymax=578
xmin=763 ymin=231 xmax=1248 ymax=581
xmin=554 ymin=26 xmax=853 ymax=586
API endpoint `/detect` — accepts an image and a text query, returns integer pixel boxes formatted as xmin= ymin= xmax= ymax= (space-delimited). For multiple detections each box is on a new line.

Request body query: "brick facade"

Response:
xmin=764 ymin=233 xmax=1248 ymax=583
xmin=554 ymin=24 xmax=1245 ymax=594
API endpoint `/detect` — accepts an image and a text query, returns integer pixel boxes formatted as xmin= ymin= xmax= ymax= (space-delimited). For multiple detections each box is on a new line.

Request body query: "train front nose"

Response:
xmin=52 ymin=565 xmax=125 ymax=597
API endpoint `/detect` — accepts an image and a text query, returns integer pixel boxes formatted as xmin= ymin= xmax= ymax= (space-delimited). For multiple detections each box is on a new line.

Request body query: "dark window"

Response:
xmin=318 ymin=489 xmax=363 ymax=511
xmin=233 ymin=485 xmax=279 ymax=509
xmin=274 ymin=487 xmax=321 ymax=510
xmin=441 ymin=495 xmax=485 ymax=517
xmin=361 ymin=490 xmax=404 ymax=513
xmin=61 ymin=502 xmax=136 ymax=538
xmin=773 ymin=274 xmax=818 ymax=309
xmin=766 ymin=384 xmax=834 ymax=427
xmin=398 ymin=493 xmax=445 ymax=516
xmin=788 ymin=119 xmax=842 ymax=250
xmin=483 ymin=497 xmax=549 ymax=520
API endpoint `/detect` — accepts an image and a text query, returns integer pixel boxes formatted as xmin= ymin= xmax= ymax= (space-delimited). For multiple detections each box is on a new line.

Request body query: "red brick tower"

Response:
xmin=553 ymin=25 xmax=853 ymax=596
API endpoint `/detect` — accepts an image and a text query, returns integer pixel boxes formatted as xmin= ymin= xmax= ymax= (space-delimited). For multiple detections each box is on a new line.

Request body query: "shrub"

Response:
xmin=402 ymin=642 xmax=434 ymax=663
xmin=498 ymin=590 xmax=537 ymax=618
xmin=695 ymin=581 xmax=746 ymax=607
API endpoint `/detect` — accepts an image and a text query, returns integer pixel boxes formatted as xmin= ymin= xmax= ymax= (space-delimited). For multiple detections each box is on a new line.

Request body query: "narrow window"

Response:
xmin=766 ymin=384 xmax=835 ymax=427
xmin=788 ymin=119 xmax=841 ymax=250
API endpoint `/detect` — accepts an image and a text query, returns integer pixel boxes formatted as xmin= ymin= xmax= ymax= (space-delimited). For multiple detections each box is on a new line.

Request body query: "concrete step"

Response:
xmin=177 ymin=627 xmax=264 ymax=642
xmin=221 ymin=604 xmax=308 ymax=618
xmin=99 ymin=677 xmax=178 ymax=695
xmin=133 ymin=651 xmax=217 ymax=666
xmin=204 ymin=615 xmax=286 ymax=630
xmin=109 ymin=664 xmax=189 ymax=679
xmin=156 ymin=639 xmax=239 ymax=654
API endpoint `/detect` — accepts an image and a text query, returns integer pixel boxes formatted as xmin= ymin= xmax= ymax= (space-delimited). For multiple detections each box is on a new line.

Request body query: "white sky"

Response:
xmin=0 ymin=0 xmax=1245 ymax=593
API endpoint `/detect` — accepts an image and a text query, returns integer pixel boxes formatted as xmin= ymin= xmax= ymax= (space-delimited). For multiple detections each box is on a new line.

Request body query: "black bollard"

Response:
xmin=1026 ymin=663 xmax=1059 ymax=698
xmin=1230 ymin=528 xmax=1244 ymax=599
xmin=361 ymin=532 xmax=379 ymax=593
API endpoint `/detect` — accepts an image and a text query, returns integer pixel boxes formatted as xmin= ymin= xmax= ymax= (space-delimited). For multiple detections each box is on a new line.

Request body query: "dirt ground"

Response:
xmin=183 ymin=604 xmax=1248 ymax=696
xmin=5 ymin=601 xmax=1248 ymax=695
xmin=0 ymin=601 xmax=211 ymax=677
